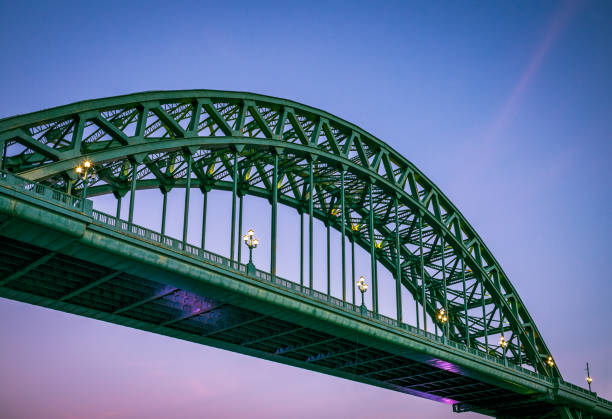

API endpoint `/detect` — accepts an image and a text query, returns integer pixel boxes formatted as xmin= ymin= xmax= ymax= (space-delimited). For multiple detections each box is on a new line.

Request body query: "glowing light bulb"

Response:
xmin=436 ymin=308 xmax=448 ymax=323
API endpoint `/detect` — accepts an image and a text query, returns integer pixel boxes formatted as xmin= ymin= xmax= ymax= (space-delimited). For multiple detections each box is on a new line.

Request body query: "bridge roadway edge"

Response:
xmin=1 ymin=183 xmax=610 ymax=418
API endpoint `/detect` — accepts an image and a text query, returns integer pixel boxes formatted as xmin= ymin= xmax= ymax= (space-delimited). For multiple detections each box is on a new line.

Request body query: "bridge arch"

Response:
xmin=0 ymin=90 xmax=558 ymax=377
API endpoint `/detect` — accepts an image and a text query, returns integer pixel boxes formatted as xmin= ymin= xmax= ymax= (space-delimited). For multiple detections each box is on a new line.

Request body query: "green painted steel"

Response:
xmin=271 ymin=153 xmax=278 ymax=276
xmin=308 ymin=160 xmax=314 ymax=290
xmin=340 ymin=170 xmax=346 ymax=302
xmin=201 ymin=190 xmax=207 ymax=249
xmin=183 ymin=153 xmax=192 ymax=244
xmin=2 ymin=90 xmax=608 ymax=415
xmin=0 ymin=89 xmax=560 ymax=376
xmin=0 ymin=170 xmax=610 ymax=418
xmin=230 ymin=152 xmax=237 ymax=261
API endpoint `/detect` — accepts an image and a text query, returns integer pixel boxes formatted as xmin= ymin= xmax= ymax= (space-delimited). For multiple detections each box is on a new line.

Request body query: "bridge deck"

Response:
xmin=1 ymin=171 xmax=611 ymax=418
xmin=0 ymin=235 xmax=552 ymax=416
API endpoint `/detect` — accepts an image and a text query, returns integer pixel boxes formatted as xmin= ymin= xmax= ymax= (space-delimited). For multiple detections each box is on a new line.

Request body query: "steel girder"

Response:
xmin=0 ymin=90 xmax=558 ymax=377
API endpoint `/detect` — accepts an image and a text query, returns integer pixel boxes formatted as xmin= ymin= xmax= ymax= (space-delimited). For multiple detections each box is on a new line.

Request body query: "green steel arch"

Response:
xmin=0 ymin=90 xmax=558 ymax=378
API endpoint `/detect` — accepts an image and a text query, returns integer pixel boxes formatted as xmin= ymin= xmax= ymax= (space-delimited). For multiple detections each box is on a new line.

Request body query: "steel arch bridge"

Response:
xmin=0 ymin=90 xmax=609 ymax=418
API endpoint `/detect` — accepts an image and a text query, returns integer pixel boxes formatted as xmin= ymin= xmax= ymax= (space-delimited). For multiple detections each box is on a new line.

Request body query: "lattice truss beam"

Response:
xmin=0 ymin=91 xmax=557 ymax=376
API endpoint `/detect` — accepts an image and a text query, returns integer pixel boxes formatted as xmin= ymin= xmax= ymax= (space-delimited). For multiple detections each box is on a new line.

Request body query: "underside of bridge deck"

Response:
xmin=0 ymin=234 xmax=561 ymax=417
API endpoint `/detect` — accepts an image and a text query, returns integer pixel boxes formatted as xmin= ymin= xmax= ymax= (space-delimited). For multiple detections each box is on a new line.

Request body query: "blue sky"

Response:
xmin=0 ymin=1 xmax=611 ymax=418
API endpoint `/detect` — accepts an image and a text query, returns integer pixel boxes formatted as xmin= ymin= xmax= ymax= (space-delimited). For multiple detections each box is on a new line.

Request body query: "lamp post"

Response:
xmin=243 ymin=229 xmax=259 ymax=275
xmin=356 ymin=275 xmax=368 ymax=315
xmin=75 ymin=159 xmax=93 ymax=207
xmin=586 ymin=362 xmax=593 ymax=392
xmin=436 ymin=307 xmax=449 ymax=341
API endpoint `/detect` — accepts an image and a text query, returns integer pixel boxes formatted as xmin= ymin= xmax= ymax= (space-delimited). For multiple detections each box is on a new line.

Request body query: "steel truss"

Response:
xmin=0 ymin=90 xmax=558 ymax=377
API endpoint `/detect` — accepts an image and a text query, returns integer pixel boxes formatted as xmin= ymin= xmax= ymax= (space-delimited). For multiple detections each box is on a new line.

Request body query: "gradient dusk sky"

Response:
xmin=1 ymin=1 xmax=611 ymax=418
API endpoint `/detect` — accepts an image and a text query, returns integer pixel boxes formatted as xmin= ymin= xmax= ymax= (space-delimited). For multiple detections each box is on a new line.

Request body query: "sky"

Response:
xmin=1 ymin=1 xmax=611 ymax=418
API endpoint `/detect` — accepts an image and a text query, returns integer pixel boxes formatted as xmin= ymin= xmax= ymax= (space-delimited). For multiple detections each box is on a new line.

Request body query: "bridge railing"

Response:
xmin=90 ymin=209 xmax=557 ymax=384
xmin=0 ymin=169 xmax=92 ymax=213
xmin=556 ymin=378 xmax=612 ymax=406
xmin=0 ymin=168 xmax=556 ymax=386
xmin=554 ymin=379 xmax=612 ymax=410
xmin=0 ymin=171 xmax=584 ymax=391
xmin=261 ymin=269 xmax=554 ymax=383
xmin=91 ymin=211 xmax=247 ymax=274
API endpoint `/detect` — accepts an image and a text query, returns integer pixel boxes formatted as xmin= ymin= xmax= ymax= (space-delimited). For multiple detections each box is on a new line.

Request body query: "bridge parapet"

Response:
xmin=553 ymin=379 xmax=612 ymax=415
xmin=0 ymin=169 xmax=564 ymax=387
xmin=0 ymin=170 xmax=92 ymax=214
xmin=88 ymin=206 xmax=556 ymax=387
xmin=1 ymin=169 xmax=611 ymax=417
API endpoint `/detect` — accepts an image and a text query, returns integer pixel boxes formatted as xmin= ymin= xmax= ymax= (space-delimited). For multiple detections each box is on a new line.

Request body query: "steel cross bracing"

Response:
xmin=0 ymin=90 xmax=559 ymax=377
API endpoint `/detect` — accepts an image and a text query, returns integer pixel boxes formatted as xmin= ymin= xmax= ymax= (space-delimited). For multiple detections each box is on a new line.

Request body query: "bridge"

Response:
xmin=0 ymin=90 xmax=609 ymax=418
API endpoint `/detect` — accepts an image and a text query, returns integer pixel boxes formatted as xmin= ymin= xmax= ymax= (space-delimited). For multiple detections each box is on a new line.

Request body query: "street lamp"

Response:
xmin=243 ymin=228 xmax=259 ymax=275
xmin=75 ymin=159 xmax=94 ymax=199
xmin=547 ymin=355 xmax=555 ymax=368
xmin=356 ymin=275 xmax=368 ymax=314
xmin=586 ymin=362 xmax=593 ymax=392
xmin=499 ymin=335 xmax=508 ymax=349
